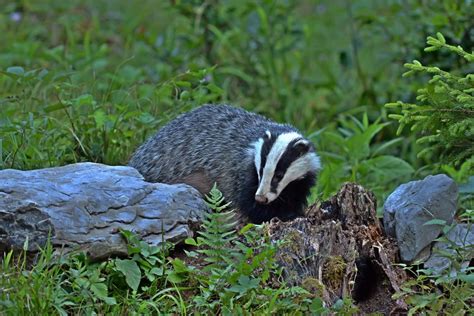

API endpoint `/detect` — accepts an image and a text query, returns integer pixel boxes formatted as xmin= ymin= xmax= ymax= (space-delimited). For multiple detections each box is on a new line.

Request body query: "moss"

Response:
xmin=323 ymin=256 xmax=347 ymax=289
xmin=279 ymin=253 xmax=294 ymax=266
xmin=284 ymin=230 xmax=304 ymax=253
xmin=301 ymin=277 xmax=325 ymax=295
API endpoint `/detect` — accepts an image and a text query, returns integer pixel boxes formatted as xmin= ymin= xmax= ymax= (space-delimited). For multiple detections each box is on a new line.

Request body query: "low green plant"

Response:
xmin=396 ymin=261 xmax=474 ymax=315
xmin=395 ymin=220 xmax=474 ymax=315
xmin=117 ymin=230 xmax=173 ymax=290
xmin=60 ymin=253 xmax=116 ymax=314
xmin=312 ymin=113 xmax=414 ymax=205
xmin=0 ymin=65 xmax=222 ymax=169
xmin=0 ymin=241 xmax=71 ymax=315
xmin=183 ymin=184 xmax=327 ymax=314
xmin=1 ymin=186 xmax=359 ymax=314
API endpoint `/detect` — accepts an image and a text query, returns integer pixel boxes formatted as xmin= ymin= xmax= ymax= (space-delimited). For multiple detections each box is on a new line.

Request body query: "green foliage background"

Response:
xmin=0 ymin=1 xmax=473 ymax=314
xmin=1 ymin=0 xmax=473 ymax=202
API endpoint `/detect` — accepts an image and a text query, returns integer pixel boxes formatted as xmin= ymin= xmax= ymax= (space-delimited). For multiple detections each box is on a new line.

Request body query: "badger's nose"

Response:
xmin=255 ymin=194 xmax=268 ymax=204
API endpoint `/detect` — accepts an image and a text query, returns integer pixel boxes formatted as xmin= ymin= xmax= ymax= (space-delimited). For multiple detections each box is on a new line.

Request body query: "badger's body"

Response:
xmin=129 ymin=105 xmax=321 ymax=224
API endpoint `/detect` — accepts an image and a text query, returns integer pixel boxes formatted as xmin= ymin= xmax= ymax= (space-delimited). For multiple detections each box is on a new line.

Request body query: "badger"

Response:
xmin=129 ymin=104 xmax=321 ymax=224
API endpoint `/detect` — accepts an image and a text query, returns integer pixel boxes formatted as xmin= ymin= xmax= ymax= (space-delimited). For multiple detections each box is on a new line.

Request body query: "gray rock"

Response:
xmin=0 ymin=163 xmax=208 ymax=260
xmin=383 ymin=174 xmax=458 ymax=262
xmin=424 ymin=223 xmax=474 ymax=275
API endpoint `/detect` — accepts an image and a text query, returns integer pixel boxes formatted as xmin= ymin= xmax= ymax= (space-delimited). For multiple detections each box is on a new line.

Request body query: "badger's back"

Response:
xmin=129 ymin=104 xmax=320 ymax=223
xmin=130 ymin=106 xmax=294 ymax=201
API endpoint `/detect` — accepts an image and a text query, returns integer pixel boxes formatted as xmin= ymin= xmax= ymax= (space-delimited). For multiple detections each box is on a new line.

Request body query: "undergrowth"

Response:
xmin=0 ymin=1 xmax=473 ymax=314
xmin=395 ymin=215 xmax=474 ymax=315
xmin=0 ymin=185 xmax=358 ymax=315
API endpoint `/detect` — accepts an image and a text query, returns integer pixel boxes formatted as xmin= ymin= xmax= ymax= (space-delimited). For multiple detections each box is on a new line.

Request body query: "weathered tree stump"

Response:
xmin=267 ymin=183 xmax=407 ymax=314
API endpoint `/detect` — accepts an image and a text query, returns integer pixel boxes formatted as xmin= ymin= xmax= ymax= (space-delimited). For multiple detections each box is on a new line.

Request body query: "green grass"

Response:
xmin=0 ymin=0 xmax=473 ymax=314
xmin=0 ymin=186 xmax=356 ymax=315
xmin=2 ymin=187 xmax=471 ymax=315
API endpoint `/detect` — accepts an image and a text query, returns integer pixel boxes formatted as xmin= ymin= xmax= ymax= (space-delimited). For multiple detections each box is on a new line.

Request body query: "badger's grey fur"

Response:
xmin=129 ymin=104 xmax=321 ymax=224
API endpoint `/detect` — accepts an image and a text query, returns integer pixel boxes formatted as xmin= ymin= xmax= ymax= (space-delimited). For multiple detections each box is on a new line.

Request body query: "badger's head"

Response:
xmin=250 ymin=130 xmax=321 ymax=204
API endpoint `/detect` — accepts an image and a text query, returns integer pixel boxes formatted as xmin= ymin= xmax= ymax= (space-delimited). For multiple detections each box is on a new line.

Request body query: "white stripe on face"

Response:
xmin=275 ymin=152 xmax=321 ymax=195
xmin=251 ymin=138 xmax=264 ymax=181
xmin=255 ymin=132 xmax=301 ymax=201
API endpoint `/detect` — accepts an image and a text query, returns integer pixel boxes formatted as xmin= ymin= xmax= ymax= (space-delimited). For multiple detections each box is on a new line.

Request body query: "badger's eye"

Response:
xmin=274 ymin=171 xmax=284 ymax=181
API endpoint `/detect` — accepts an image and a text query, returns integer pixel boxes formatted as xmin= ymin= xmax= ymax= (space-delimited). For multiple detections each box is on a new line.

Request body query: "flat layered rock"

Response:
xmin=0 ymin=163 xmax=208 ymax=260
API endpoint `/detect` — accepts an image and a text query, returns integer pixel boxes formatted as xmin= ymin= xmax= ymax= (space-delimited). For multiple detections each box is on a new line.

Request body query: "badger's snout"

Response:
xmin=255 ymin=192 xmax=277 ymax=204
xmin=255 ymin=194 xmax=269 ymax=204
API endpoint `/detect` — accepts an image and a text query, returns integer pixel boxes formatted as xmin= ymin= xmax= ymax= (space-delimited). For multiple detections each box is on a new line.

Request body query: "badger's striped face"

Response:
xmin=250 ymin=131 xmax=321 ymax=204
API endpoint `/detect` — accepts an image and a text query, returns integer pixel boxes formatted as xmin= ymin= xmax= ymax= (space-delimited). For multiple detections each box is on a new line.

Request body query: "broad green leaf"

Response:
xmin=90 ymin=283 xmax=116 ymax=305
xmin=90 ymin=282 xmax=107 ymax=297
xmin=360 ymin=155 xmax=414 ymax=183
xmin=93 ymin=110 xmax=107 ymax=128
xmin=115 ymin=259 xmax=141 ymax=292
xmin=310 ymin=297 xmax=326 ymax=314
xmin=73 ymin=94 xmax=95 ymax=106
xmin=347 ymin=123 xmax=389 ymax=161
xmin=102 ymin=296 xmax=117 ymax=306
xmin=185 ymin=238 xmax=198 ymax=246
xmin=166 ymin=271 xmax=187 ymax=283
xmin=171 ymin=258 xmax=189 ymax=273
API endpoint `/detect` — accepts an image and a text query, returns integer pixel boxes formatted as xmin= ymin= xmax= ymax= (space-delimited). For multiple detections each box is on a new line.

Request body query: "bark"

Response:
xmin=267 ymin=183 xmax=408 ymax=315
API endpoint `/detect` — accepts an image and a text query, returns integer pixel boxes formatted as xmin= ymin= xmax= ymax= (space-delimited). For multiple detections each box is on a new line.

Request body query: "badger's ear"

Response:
xmin=264 ymin=130 xmax=272 ymax=140
xmin=293 ymin=139 xmax=310 ymax=155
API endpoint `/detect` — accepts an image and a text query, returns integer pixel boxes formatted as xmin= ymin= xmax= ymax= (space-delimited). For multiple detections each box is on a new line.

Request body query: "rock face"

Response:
xmin=424 ymin=223 xmax=474 ymax=275
xmin=383 ymin=174 xmax=458 ymax=262
xmin=0 ymin=163 xmax=208 ymax=260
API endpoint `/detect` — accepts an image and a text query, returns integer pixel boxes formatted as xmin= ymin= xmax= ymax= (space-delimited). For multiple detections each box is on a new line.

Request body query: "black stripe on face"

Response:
xmin=259 ymin=133 xmax=276 ymax=179
xmin=270 ymin=138 xmax=310 ymax=192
